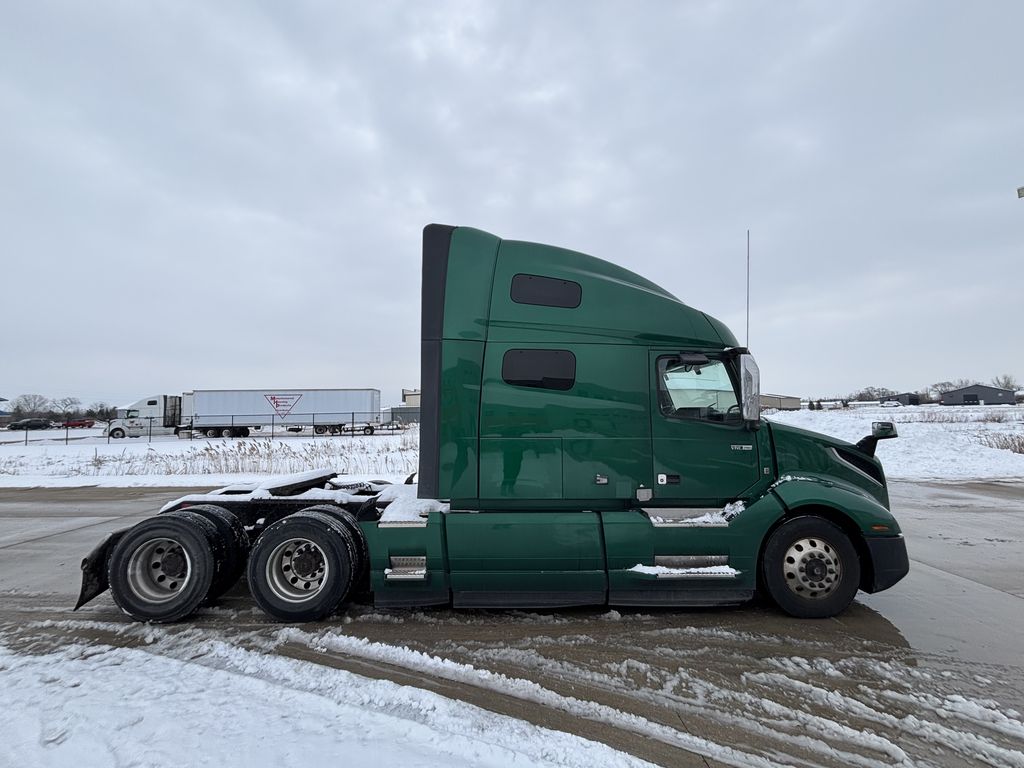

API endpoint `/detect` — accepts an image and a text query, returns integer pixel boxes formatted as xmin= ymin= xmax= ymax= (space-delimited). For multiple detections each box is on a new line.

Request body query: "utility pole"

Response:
xmin=745 ymin=229 xmax=751 ymax=348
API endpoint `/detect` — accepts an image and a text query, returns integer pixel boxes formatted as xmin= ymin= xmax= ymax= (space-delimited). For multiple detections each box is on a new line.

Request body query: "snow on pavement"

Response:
xmin=0 ymin=638 xmax=656 ymax=768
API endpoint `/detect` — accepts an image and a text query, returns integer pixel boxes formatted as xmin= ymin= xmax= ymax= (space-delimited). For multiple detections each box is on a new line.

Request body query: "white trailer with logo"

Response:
xmin=184 ymin=389 xmax=381 ymax=437
xmin=107 ymin=389 xmax=380 ymax=438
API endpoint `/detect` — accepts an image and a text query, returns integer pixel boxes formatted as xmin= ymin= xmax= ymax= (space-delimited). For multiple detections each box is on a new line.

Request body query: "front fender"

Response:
xmin=770 ymin=475 xmax=901 ymax=534
xmin=770 ymin=476 xmax=908 ymax=592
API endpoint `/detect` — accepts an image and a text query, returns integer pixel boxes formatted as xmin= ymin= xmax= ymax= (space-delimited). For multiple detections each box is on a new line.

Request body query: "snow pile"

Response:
xmin=378 ymin=484 xmax=448 ymax=521
xmin=768 ymin=406 xmax=1024 ymax=480
xmin=647 ymin=501 xmax=744 ymax=526
xmin=0 ymin=640 xmax=655 ymax=768
xmin=627 ymin=564 xmax=740 ymax=577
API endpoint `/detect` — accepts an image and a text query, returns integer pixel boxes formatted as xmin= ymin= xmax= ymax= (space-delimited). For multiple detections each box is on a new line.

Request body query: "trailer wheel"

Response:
xmin=329 ymin=426 xmax=340 ymax=435
xmin=181 ymin=505 xmax=250 ymax=599
xmin=240 ymin=427 xmax=251 ymax=437
xmin=109 ymin=428 xmax=126 ymax=439
xmin=314 ymin=425 xmax=328 ymax=435
xmin=761 ymin=516 xmax=860 ymax=619
xmin=247 ymin=511 xmax=357 ymax=622
xmin=107 ymin=512 xmax=219 ymax=622
xmin=222 ymin=428 xmax=236 ymax=438
xmin=362 ymin=425 xmax=374 ymax=436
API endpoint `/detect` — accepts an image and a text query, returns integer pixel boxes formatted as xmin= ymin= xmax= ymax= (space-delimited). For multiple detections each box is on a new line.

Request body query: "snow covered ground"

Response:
xmin=2 ymin=407 xmax=1023 ymax=487
xmin=0 ymin=430 xmax=419 ymax=488
xmin=767 ymin=404 xmax=1024 ymax=481
xmin=0 ymin=634 xmax=655 ymax=768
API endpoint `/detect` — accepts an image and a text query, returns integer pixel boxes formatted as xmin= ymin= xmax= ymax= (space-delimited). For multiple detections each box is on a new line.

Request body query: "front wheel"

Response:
xmin=362 ymin=425 xmax=374 ymax=436
xmin=109 ymin=428 xmax=126 ymax=439
xmin=761 ymin=516 xmax=860 ymax=618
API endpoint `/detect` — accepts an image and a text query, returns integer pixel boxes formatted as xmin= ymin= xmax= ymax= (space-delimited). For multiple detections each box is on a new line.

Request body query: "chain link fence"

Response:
xmin=2 ymin=408 xmax=421 ymax=445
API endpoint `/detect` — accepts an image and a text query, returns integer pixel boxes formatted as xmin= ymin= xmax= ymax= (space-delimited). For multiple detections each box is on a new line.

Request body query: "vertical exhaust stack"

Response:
xmin=418 ymin=224 xmax=456 ymax=500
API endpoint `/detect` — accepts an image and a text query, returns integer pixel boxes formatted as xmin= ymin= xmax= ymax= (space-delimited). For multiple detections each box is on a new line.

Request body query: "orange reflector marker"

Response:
xmin=870 ymin=524 xmax=890 ymax=532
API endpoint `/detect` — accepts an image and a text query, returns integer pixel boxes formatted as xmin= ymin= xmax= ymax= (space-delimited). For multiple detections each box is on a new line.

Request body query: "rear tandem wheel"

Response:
xmin=107 ymin=511 xmax=224 ymax=622
xmin=247 ymin=510 xmax=358 ymax=622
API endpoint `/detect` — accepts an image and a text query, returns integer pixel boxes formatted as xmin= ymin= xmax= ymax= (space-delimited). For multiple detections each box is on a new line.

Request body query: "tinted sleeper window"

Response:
xmin=502 ymin=349 xmax=576 ymax=391
xmin=510 ymin=273 xmax=582 ymax=308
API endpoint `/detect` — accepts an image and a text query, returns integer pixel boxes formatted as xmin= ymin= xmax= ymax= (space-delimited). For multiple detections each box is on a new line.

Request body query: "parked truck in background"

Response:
xmin=105 ymin=389 xmax=381 ymax=438
xmin=78 ymin=224 xmax=909 ymax=623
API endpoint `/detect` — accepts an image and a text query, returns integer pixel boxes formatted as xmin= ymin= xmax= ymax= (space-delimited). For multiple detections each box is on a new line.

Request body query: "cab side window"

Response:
xmin=658 ymin=356 xmax=740 ymax=422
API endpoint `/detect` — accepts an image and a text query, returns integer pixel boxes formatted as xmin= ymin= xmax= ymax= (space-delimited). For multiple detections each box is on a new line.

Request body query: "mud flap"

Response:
xmin=74 ymin=528 xmax=130 ymax=610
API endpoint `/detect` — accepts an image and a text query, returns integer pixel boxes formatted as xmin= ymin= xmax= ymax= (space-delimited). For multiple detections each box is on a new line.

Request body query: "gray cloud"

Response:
xmin=2 ymin=0 xmax=1021 ymax=407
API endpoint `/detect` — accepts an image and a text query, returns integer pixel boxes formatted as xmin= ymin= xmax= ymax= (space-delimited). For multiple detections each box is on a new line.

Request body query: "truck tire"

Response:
xmin=314 ymin=425 xmax=328 ymax=435
xmin=362 ymin=425 xmax=374 ymax=436
xmin=107 ymin=512 xmax=220 ymax=622
xmin=247 ymin=511 xmax=357 ymax=622
xmin=109 ymin=428 xmax=126 ymax=439
xmin=297 ymin=505 xmax=368 ymax=582
xmin=761 ymin=516 xmax=861 ymax=619
xmin=240 ymin=427 xmax=251 ymax=437
xmin=181 ymin=505 xmax=250 ymax=599
xmin=222 ymin=428 xmax=236 ymax=438
xmin=204 ymin=428 xmax=219 ymax=438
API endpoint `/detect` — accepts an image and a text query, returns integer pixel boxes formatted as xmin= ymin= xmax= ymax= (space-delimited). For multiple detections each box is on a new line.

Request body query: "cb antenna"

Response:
xmin=745 ymin=229 xmax=750 ymax=348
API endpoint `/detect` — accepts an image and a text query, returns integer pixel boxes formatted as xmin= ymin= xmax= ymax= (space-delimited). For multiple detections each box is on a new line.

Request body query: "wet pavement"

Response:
xmin=1 ymin=482 xmax=1022 ymax=767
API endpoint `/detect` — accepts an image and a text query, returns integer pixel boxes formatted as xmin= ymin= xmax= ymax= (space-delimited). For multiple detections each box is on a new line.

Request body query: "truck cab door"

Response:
xmin=649 ymin=350 xmax=764 ymax=505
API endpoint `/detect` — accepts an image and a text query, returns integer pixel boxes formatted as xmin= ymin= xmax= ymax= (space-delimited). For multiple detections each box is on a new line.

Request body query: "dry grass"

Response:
xmin=0 ymin=433 xmax=420 ymax=477
xmin=981 ymin=434 xmax=1024 ymax=455
xmin=891 ymin=409 xmax=1023 ymax=424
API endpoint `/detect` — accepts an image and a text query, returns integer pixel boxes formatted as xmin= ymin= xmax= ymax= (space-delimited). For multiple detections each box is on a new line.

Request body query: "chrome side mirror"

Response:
xmin=739 ymin=354 xmax=761 ymax=423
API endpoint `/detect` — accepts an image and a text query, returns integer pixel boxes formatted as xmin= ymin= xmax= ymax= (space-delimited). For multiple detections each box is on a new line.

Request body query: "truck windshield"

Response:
xmin=659 ymin=357 xmax=740 ymax=422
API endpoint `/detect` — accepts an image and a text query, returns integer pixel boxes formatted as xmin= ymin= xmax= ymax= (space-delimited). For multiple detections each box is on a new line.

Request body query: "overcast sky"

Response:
xmin=2 ymin=1 xmax=1021 ymax=408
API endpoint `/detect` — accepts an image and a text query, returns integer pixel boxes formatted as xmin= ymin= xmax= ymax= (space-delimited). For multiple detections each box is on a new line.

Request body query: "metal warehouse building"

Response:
xmin=760 ymin=394 xmax=801 ymax=410
xmin=886 ymin=392 xmax=921 ymax=406
xmin=940 ymin=385 xmax=1016 ymax=406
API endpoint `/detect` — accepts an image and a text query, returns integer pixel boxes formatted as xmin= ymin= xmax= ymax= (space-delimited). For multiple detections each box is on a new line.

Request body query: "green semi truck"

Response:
xmin=76 ymin=224 xmax=909 ymax=622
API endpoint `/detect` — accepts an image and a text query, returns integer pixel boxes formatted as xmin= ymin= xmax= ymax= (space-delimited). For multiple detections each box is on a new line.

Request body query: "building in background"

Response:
xmin=383 ymin=388 xmax=422 ymax=425
xmin=886 ymin=393 xmax=921 ymax=406
xmin=760 ymin=394 xmax=801 ymax=411
xmin=940 ymin=385 xmax=1015 ymax=406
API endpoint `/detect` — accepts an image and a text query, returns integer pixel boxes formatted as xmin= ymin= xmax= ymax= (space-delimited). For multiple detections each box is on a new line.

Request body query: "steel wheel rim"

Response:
xmin=782 ymin=536 xmax=841 ymax=599
xmin=126 ymin=537 xmax=193 ymax=604
xmin=265 ymin=537 xmax=329 ymax=603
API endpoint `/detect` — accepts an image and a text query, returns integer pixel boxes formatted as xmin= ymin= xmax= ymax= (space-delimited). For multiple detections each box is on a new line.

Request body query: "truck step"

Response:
xmin=384 ymin=556 xmax=427 ymax=581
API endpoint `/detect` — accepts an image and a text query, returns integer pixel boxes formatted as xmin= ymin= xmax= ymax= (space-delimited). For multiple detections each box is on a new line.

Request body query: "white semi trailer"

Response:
xmin=106 ymin=389 xmax=381 ymax=438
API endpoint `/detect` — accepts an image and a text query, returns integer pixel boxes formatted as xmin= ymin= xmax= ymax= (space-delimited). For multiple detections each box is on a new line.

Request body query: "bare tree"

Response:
xmin=992 ymin=374 xmax=1019 ymax=391
xmin=929 ymin=379 xmax=978 ymax=397
xmin=9 ymin=394 xmax=50 ymax=417
xmin=87 ymin=402 xmax=117 ymax=421
xmin=53 ymin=396 xmax=82 ymax=417
xmin=849 ymin=386 xmax=897 ymax=402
